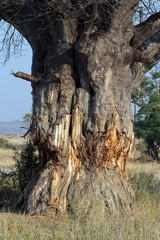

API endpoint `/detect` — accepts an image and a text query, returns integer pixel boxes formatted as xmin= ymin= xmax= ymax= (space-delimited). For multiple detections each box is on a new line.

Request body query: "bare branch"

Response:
xmin=20 ymin=127 xmax=29 ymax=129
xmin=0 ymin=22 xmax=24 ymax=63
xmin=131 ymin=11 xmax=160 ymax=48
xmin=21 ymin=128 xmax=31 ymax=138
xmin=145 ymin=39 xmax=160 ymax=64
xmin=11 ymin=71 xmax=39 ymax=83
xmin=126 ymin=49 xmax=153 ymax=64
xmin=133 ymin=35 xmax=160 ymax=77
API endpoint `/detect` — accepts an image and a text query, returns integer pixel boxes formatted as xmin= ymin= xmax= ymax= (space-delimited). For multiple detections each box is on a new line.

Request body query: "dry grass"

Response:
xmin=0 ymin=161 xmax=159 ymax=239
xmin=0 ymin=148 xmax=15 ymax=169
xmin=0 ymin=135 xmax=26 ymax=170
xmin=127 ymin=160 xmax=160 ymax=180
xmin=0 ymin=135 xmax=26 ymax=146
xmin=0 ymin=199 xmax=160 ymax=240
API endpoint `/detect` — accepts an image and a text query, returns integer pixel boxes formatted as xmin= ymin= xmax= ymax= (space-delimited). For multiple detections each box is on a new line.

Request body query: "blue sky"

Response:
xmin=0 ymin=42 xmax=32 ymax=122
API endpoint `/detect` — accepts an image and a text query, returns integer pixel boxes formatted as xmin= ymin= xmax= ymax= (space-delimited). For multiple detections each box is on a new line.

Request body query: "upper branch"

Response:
xmin=143 ymin=34 xmax=160 ymax=69
xmin=130 ymin=11 xmax=160 ymax=48
xmin=132 ymin=34 xmax=160 ymax=78
xmin=0 ymin=1 xmax=51 ymax=48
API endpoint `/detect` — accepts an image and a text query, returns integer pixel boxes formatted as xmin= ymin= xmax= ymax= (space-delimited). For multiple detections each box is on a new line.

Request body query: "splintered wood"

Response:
xmin=48 ymin=108 xmax=82 ymax=212
xmin=100 ymin=107 xmax=130 ymax=172
xmin=48 ymin=146 xmax=81 ymax=213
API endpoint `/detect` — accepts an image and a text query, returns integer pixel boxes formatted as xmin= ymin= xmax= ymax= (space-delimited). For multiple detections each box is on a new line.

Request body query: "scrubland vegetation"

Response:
xmin=0 ymin=136 xmax=159 ymax=239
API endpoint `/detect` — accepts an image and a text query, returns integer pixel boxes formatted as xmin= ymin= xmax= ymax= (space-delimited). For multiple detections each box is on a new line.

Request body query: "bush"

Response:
xmin=13 ymin=144 xmax=40 ymax=191
xmin=0 ymin=144 xmax=40 ymax=210
xmin=130 ymin=172 xmax=160 ymax=202
xmin=0 ymin=170 xmax=20 ymax=210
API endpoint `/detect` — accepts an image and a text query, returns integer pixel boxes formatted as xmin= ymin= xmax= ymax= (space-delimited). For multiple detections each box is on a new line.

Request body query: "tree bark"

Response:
xmin=16 ymin=18 xmax=136 ymax=216
xmin=1 ymin=1 xmax=160 ymax=217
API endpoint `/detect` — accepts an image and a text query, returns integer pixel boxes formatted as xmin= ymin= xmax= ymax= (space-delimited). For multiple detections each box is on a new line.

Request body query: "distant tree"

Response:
xmin=133 ymin=72 xmax=160 ymax=161
xmin=131 ymin=76 xmax=154 ymax=106
xmin=23 ymin=113 xmax=32 ymax=128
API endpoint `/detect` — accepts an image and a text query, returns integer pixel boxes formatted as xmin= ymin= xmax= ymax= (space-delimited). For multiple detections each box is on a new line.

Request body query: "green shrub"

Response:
xmin=0 ymin=144 xmax=40 ymax=210
xmin=0 ymin=171 xmax=20 ymax=210
xmin=13 ymin=144 xmax=40 ymax=191
xmin=130 ymin=172 xmax=160 ymax=202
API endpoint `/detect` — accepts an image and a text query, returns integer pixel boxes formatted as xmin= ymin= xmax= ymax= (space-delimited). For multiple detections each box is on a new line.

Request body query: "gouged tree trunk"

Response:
xmin=16 ymin=94 xmax=134 ymax=216
xmin=16 ymin=21 xmax=136 ymax=216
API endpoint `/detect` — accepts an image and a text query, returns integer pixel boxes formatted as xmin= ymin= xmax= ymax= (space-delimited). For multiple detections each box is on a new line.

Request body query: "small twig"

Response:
xmin=11 ymin=70 xmax=39 ymax=83
xmin=21 ymin=129 xmax=31 ymax=138
xmin=20 ymin=127 xmax=29 ymax=129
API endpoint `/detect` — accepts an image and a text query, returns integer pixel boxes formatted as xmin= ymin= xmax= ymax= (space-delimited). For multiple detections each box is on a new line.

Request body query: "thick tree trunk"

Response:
xmin=16 ymin=19 xmax=136 ymax=216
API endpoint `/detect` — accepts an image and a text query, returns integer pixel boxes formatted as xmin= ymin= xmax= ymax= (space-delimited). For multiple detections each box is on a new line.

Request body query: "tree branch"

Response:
xmin=131 ymin=34 xmax=160 ymax=83
xmin=11 ymin=71 xmax=39 ymax=83
xmin=109 ymin=0 xmax=140 ymax=25
xmin=21 ymin=128 xmax=31 ymax=138
xmin=118 ymin=0 xmax=140 ymax=13
xmin=141 ymin=34 xmax=160 ymax=68
xmin=0 ymin=1 xmax=51 ymax=47
xmin=125 ymin=49 xmax=153 ymax=65
xmin=131 ymin=11 xmax=160 ymax=48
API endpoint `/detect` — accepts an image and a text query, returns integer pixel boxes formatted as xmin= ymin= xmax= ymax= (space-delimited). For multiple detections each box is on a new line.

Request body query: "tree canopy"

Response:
xmin=0 ymin=1 xmax=160 ymax=70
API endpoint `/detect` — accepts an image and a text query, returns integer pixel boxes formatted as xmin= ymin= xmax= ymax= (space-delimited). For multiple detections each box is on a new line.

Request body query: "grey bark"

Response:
xmin=0 ymin=0 xmax=160 ymax=216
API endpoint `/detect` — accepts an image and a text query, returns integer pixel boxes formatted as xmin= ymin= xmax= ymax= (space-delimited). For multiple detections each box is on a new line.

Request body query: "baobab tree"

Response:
xmin=0 ymin=0 xmax=160 ymax=216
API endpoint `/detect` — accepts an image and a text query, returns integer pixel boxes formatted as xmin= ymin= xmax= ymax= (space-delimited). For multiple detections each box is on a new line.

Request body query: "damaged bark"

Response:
xmin=0 ymin=0 xmax=160 ymax=217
